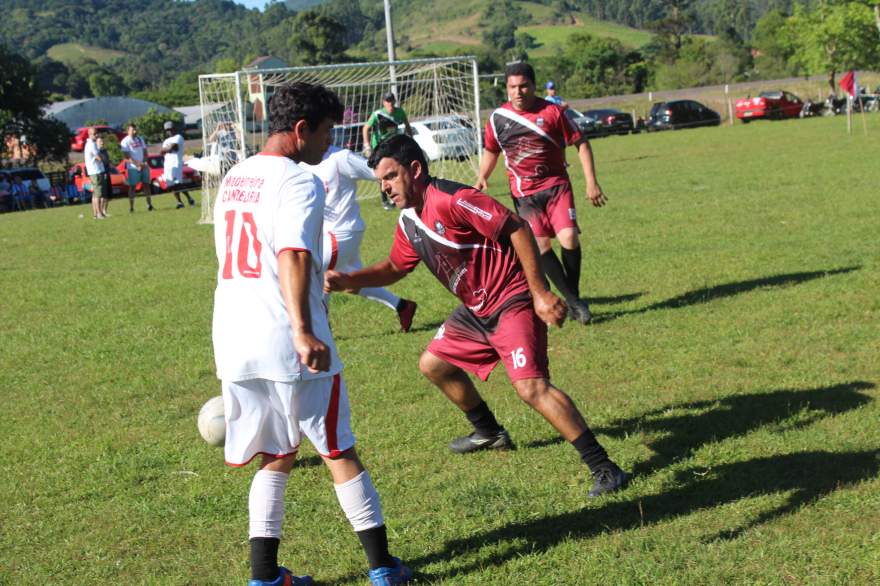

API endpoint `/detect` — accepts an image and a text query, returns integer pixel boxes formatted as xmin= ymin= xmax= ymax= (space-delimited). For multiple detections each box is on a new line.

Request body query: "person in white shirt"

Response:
xmin=300 ymin=146 xmax=418 ymax=332
xmin=161 ymin=120 xmax=196 ymax=209
xmin=211 ymin=82 xmax=412 ymax=586
xmin=83 ymin=127 xmax=106 ymax=219
xmin=120 ymin=123 xmax=155 ymax=212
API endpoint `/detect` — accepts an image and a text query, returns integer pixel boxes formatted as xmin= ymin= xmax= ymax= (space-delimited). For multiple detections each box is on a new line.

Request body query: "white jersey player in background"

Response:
xmin=161 ymin=120 xmax=196 ymax=209
xmin=300 ymin=145 xmax=418 ymax=332
xmin=211 ymin=82 xmax=412 ymax=586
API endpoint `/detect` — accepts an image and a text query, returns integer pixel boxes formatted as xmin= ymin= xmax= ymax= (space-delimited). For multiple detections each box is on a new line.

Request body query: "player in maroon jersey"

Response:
xmin=476 ymin=62 xmax=606 ymax=325
xmin=325 ymin=135 xmax=628 ymax=498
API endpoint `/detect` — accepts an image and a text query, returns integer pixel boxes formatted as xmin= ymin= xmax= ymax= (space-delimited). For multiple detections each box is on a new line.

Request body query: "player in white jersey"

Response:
xmin=161 ymin=120 xmax=196 ymax=208
xmin=300 ymin=145 xmax=418 ymax=332
xmin=211 ymin=82 xmax=411 ymax=586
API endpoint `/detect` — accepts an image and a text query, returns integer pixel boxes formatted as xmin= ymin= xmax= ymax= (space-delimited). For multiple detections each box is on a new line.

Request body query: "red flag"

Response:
xmin=839 ymin=70 xmax=857 ymax=97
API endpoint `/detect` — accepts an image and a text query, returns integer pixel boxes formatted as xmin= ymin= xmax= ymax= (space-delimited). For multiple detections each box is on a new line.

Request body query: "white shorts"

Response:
xmin=323 ymin=230 xmax=365 ymax=272
xmin=222 ymin=374 xmax=354 ymax=467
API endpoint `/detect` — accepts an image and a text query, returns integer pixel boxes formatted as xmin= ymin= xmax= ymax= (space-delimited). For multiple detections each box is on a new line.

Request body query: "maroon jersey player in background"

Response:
xmin=325 ymin=135 xmax=627 ymax=498
xmin=476 ymin=62 xmax=606 ymax=324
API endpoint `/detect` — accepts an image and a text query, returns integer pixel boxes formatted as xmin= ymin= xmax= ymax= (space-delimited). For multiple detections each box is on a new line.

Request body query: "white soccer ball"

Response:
xmin=197 ymin=395 xmax=226 ymax=447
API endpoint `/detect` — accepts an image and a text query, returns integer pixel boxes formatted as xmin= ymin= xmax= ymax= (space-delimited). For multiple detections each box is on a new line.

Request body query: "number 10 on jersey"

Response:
xmin=222 ymin=210 xmax=263 ymax=279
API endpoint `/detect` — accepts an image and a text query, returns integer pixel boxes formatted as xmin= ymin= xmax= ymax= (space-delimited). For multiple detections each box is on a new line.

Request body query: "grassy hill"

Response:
xmin=46 ymin=42 xmax=127 ymax=67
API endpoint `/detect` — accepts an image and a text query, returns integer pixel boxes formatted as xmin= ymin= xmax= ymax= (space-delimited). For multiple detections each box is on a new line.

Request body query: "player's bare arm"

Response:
xmin=505 ymin=216 xmax=567 ymax=327
xmin=475 ymin=149 xmax=500 ymax=192
xmin=361 ymin=123 xmax=372 ymax=155
xmin=278 ymin=249 xmax=331 ymax=373
xmin=325 ymin=258 xmax=408 ymax=292
xmin=577 ymin=140 xmax=606 ymax=207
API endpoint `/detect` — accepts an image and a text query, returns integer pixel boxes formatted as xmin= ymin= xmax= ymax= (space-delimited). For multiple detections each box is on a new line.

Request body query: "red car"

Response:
xmin=735 ymin=91 xmax=804 ymax=123
xmin=116 ymin=154 xmax=201 ymax=194
xmin=68 ymin=163 xmax=128 ymax=197
xmin=70 ymin=126 xmax=127 ymax=152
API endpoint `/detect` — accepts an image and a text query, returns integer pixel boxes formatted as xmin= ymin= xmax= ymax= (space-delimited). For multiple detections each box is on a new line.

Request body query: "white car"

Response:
xmin=402 ymin=116 xmax=478 ymax=161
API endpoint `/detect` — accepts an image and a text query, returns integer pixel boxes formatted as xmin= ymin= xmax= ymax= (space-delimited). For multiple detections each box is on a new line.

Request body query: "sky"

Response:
xmin=233 ymin=1 xmax=270 ymax=10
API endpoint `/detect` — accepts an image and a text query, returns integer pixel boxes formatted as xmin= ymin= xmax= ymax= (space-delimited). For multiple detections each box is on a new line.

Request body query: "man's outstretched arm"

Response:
xmin=325 ymin=258 xmax=409 ymax=293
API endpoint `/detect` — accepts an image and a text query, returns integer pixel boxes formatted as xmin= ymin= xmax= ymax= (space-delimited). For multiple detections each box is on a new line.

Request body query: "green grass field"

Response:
xmin=46 ymin=42 xmax=127 ymax=66
xmin=523 ymin=13 xmax=656 ymax=55
xmin=2 ymin=115 xmax=879 ymax=584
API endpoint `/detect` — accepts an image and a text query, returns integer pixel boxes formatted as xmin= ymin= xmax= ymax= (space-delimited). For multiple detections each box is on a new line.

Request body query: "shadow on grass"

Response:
xmin=591 ymin=266 xmax=859 ymax=324
xmin=330 ymin=382 xmax=876 ymax=583
xmin=404 ymin=449 xmax=879 ymax=582
xmin=596 ymin=381 xmax=875 ymax=476
xmin=333 ymin=319 xmax=446 ymax=341
xmin=586 ymin=291 xmax=644 ymax=305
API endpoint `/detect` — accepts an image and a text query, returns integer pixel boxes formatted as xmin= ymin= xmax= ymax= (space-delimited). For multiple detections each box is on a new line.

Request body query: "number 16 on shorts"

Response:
xmin=510 ymin=347 xmax=527 ymax=369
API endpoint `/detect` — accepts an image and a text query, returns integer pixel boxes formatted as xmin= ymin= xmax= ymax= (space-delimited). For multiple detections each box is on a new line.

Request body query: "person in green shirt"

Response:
xmin=362 ymin=93 xmax=412 ymax=153
xmin=362 ymin=92 xmax=413 ymax=209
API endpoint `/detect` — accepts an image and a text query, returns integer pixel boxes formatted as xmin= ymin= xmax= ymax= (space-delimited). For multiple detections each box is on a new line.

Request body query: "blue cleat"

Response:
xmin=368 ymin=557 xmax=412 ymax=585
xmin=248 ymin=566 xmax=313 ymax=586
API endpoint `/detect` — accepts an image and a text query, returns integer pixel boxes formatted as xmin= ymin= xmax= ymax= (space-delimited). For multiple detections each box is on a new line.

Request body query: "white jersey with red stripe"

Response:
xmin=300 ymin=146 xmax=375 ymax=235
xmin=212 ymin=152 xmax=342 ymax=383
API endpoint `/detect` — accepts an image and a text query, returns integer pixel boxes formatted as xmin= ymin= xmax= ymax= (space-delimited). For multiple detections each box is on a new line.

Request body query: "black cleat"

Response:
xmin=587 ymin=463 xmax=628 ymax=497
xmin=567 ymin=300 xmax=592 ymax=325
xmin=448 ymin=429 xmax=513 ymax=454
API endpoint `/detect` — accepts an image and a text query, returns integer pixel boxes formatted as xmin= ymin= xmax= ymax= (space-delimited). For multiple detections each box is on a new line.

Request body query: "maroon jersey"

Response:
xmin=390 ymin=178 xmax=531 ymax=318
xmin=484 ymin=98 xmax=582 ymax=198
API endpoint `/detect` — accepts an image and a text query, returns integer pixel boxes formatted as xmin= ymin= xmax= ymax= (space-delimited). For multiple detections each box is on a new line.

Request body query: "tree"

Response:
xmin=751 ymin=9 xmax=797 ymax=79
xmin=785 ymin=2 xmax=880 ymax=93
xmin=650 ymin=0 xmax=696 ymax=52
xmin=288 ymin=12 xmax=347 ymax=66
xmin=1 ymin=44 xmax=70 ymax=163
xmin=126 ymin=108 xmax=184 ymax=144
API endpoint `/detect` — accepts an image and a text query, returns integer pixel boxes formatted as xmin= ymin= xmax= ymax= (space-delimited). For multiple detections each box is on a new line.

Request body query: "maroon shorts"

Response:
xmin=426 ymin=294 xmax=549 ymax=382
xmin=513 ymin=183 xmax=579 ymax=238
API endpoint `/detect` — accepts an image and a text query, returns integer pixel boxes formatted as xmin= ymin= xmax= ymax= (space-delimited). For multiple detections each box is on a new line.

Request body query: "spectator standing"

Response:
xmin=362 ymin=92 xmax=412 ymax=210
xmin=84 ymin=127 xmax=107 ymax=219
xmin=97 ymin=136 xmax=113 ymax=217
xmin=161 ymin=120 xmax=196 ymax=209
xmin=120 ymin=123 xmax=155 ymax=212
xmin=544 ymin=81 xmax=567 ymax=109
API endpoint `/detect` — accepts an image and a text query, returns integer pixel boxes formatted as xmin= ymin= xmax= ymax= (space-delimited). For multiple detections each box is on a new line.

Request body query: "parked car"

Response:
xmin=584 ymin=109 xmax=635 ymax=136
xmin=647 ymin=100 xmax=721 ymax=131
xmin=563 ymin=108 xmax=602 ymax=138
xmin=3 ymin=167 xmax=51 ymax=193
xmin=116 ymin=154 xmax=201 ymax=194
xmin=735 ymin=91 xmax=803 ymax=122
xmin=69 ymin=162 xmax=128 ymax=197
xmin=404 ymin=115 xmax=478 ymax=161
xmin=69 ymin=125 xmax=127 ymax=152
xmin=330 ymin=122 xmax=365 ymax=153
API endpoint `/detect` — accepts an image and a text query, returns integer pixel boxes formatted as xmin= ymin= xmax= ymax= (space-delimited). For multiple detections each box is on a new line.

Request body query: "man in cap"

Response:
xmin=362 ymin=93 xmax=412 ymax=210
xmin=544 ymin=81 xmax=567 ymax=109
xmin=161 ymin=120 xmax=196 ymax=208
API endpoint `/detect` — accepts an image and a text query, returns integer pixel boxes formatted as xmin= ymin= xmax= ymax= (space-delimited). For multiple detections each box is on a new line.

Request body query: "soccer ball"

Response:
xmin=197 ymin=395 xmax=226 ymax=447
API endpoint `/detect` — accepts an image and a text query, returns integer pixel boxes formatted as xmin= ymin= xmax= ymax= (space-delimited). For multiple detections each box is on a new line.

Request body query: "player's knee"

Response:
xmin=418 ymin=351 xmax=441 ymax=379
xmin=513 ymin=378 xmax=551 ymax=405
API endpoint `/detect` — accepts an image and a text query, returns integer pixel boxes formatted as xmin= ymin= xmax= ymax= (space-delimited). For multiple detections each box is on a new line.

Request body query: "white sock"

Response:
xmin=249 ymin=469 xmax=289 ymax=539
xmin=334 ymin=470 xmax=385 ymax=532
xmin=359 ymin=287 xmax=400 ymax=312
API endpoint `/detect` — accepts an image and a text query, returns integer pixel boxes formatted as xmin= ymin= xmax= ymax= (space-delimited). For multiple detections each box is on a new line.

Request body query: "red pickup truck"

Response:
xmin=735 ymin=91 xmax=803 ymax=123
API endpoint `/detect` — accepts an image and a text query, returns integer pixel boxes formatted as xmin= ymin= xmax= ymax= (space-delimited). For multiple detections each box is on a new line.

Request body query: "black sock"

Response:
xmin=571 ymin=429 xmax=611 ymax=472
xmin=250 ymin=537 xmax=280 ymax=581
xmin=465 ymin=400 xmax=503 ymax=436
xmin=540 ymin=250 xmax=577 ymax=304
xmin=356 ymin=525 xmax=394 ymax=570
xmin=560 ymin=246 xmax=582 ymax=300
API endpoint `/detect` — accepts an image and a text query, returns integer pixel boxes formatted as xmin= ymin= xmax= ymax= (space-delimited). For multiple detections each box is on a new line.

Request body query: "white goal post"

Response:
xmin=197 ymin=56 xmax=482 ymax=224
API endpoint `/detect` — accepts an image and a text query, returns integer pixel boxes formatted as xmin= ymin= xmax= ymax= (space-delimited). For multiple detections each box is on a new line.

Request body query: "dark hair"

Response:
xmin=367 ymin=134 xmax=429 ymax=175
xmin=505 ymin=62 xmax=536 ymax=85
xmin=128 ymin=123 xmax=137 ymax=129
xmin=268 ymin=82 xmax=344 ymax=136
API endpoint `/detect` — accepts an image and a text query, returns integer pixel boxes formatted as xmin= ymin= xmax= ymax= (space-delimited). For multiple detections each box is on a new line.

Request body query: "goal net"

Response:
xmin=197 ymin=57 xmax=482 ymax=224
